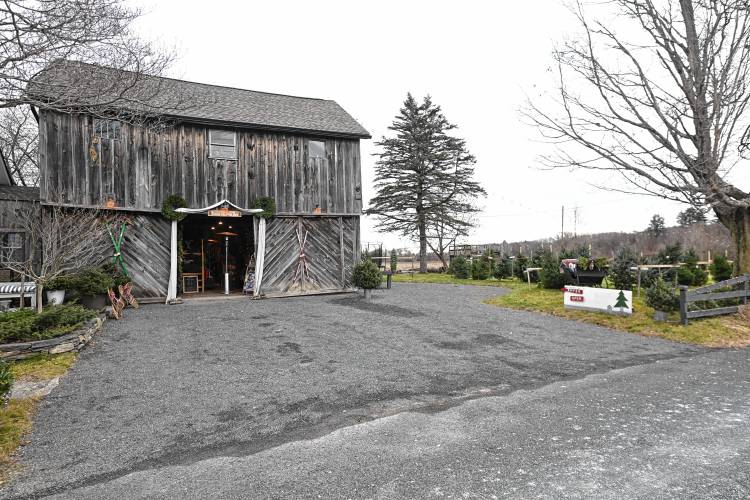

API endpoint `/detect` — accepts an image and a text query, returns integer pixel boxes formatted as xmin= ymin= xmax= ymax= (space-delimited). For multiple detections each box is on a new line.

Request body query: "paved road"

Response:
xmin=2 ymin=283 xmax=747 ymax=498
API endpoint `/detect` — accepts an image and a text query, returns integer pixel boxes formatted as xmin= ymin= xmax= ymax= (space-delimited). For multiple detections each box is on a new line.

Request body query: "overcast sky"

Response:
xmin=130 ymin=0 xmax=750 ymax=250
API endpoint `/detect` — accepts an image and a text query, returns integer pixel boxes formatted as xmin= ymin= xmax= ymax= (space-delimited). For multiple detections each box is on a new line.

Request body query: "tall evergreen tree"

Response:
xmin=366 ymin=94 xmax=486 ymax=272
xmin=677 ymin=207 xmax=707 ymax=227
xmin=646 ymin=214 xmax=666 ymax=238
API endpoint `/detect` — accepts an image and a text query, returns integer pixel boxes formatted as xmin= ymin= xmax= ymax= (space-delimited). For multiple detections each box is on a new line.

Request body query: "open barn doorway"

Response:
xmin=180 ymin=214 xmax=255 ymax=296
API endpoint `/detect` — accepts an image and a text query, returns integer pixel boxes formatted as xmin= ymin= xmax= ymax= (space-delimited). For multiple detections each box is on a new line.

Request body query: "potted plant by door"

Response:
xmin=353 ymin=260 xmax=382 ymax=300
xmin=45 ymin=275 xmax=71 ymax=305
xmin=645 ymin=277 xmax=678 ymax=322
xmin=70 ymin=267 xmax=114 ymax=310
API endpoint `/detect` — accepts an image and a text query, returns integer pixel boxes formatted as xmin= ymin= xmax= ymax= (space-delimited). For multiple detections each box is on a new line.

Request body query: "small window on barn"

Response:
xmin=0 ymin=232 xmax=24 ymax=262
xmin=308 ymin=140 xmax=326 ymax=159
xmin=209 ymin=130 xmax=237 ymax=159
xmin=93 ymin=119 xmax=121 ymax=141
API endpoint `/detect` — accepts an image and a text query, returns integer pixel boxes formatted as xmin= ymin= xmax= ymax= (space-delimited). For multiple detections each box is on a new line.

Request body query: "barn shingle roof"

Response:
xmin=30 ymin=61 xmax=371 ymax=139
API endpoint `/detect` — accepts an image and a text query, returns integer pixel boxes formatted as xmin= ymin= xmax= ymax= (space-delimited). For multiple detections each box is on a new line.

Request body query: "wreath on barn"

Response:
xmin=161 ymin=195 xmax=188 ymax=221
xmin=252 ymin=197 xmax=276 ymax=218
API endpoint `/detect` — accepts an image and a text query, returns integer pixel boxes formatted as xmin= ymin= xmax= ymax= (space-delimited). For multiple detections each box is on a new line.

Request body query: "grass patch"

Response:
xmin=392 ymin=272 xmax=523 ymax=288
xmin=0 ymin=398 xmax=37 ymax=483
xmin=393 ymin=272 xmax=750 ymax=347
xmin=10 ymin=352 xmax=77 ymax=382
xmin=0 ymin=352 xmax=78 ymax=483
xmin=490 ymin=286 xmax=750 ymax=347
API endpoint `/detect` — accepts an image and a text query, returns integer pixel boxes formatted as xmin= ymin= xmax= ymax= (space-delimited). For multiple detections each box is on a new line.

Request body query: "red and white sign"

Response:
xmin=563 ymin=286 xmax=632 ymax=315
xmin=208 ymin=208 xmax=242 ymax=218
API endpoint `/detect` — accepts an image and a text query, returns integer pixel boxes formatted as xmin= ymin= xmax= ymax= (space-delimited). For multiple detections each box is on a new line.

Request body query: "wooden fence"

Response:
xmin=678 ymin=275 xmax=750 ymax=325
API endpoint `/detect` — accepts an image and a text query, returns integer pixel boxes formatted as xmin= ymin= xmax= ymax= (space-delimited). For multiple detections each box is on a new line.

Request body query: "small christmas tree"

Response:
xmin=614 ymin=290 xmax=629 ymax=311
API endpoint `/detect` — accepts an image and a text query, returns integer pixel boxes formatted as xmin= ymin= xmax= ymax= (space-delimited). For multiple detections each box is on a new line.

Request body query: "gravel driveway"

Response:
xmin=2 ymin=283 xmax=704 ymax=498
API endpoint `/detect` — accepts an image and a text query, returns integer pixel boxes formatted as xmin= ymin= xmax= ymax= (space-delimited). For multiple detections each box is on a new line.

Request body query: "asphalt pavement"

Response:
xmin=2 ymin=283 xmax=745 ymax=499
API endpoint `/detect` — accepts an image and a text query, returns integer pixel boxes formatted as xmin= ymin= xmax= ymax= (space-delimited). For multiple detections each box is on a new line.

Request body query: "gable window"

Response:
xmin=209 ymin=130 xmax=237 ymax=159
xmin=0 ymin=232 xmax=24 ymax=262
xmin=93 ymin=119 xmax=121 ymax=141
xmin=308 ymin=140 xmax=326 ymax=159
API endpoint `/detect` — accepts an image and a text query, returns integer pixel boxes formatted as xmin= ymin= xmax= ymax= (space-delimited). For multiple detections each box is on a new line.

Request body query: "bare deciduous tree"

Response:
xmin=425 ymin=208 xmax=476 ymax=270
xmin=0 ymin=0 xmax=193 ymax=118
xmin=527 ymin=0 xmax=750 ymax=274
xmin=0 ymin=200 xmax=111 ymax=312
xmin=0 ymin=107 xmax=38 ymax=186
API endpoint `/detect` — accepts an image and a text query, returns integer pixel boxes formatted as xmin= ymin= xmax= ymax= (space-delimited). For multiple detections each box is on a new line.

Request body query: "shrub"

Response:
xmin=539 ymin=252 xmax=566 ymax=289
xmin=31 ymin=305 xmax=95 ymax=332
xmin=451 ymin=256 xmax=471 ymax=279
xmin=682 ymin=248 xmax=699 ymax=267
xmin=471 ymin=256 xmax=491 ymax=280
xmin=645 ymin=277 xmax=679 ymax=313
xmin=657 ymin=242 xmax=682 ymax=264
xmin=577 ymin=255 xmax=590 ymax=271
xmin=101 ymin=262 xmax=130 ymax=289
xmin=676 ymin=266 xmax=695 ymax=286
xmin=352 ymin=260 xmax=382 ymax=289
xmin=68 ymin=268 xmax=114 ymax=297
xmin=692 ymin=267 xmax=708 ymax=286
xmin=592 ymin=257 xmax=609 ymax=271
xmin=512 ymin=254 xmax=528 ymax=281
xmin=0 ymin=305 xmax=96 ymax=344
xmin=493 ymin=255 xmax=511 ymax=280
xmin=609 ymin=248 xmax=636 ymax=290
xmin=0 ymin=360 xmax=12 ymax=404
xmin=710 ymin=255 xmax=733 ymax=282
xmin=46 ymin=274 xmax=75 ymax=291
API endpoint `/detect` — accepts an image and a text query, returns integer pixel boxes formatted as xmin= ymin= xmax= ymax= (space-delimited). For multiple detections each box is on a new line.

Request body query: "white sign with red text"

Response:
xmin=563 ymin=286 xmax=632 ymax=316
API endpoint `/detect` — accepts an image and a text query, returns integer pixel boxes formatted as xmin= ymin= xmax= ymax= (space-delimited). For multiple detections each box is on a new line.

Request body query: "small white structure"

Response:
xmin=563 ymin=286 xmax=632 ymax=315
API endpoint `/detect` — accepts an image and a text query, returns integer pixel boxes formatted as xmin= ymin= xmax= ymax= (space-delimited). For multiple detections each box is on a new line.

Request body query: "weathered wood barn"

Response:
xmin=30 ymin=63 xmax=370 ymax=299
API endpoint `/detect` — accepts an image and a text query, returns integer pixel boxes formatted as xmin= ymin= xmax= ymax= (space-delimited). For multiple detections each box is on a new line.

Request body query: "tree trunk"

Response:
xmin=35 ymin=284 xmax=43 ymax=313
xmin=717 ymin=206 xmax=750 ymax=275
xmin=418 ymin=221 xmax=427 ymax=273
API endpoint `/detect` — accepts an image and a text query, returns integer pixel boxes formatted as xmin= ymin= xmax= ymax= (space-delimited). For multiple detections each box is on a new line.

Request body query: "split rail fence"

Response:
xmin=678 ymin=274 xmax=750 ymax=325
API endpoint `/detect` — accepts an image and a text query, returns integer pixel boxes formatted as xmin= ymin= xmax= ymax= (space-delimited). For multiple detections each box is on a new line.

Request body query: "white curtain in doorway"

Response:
xmin=254 ymin=217 xmax=267 ymax=296
xmin=166 ymin=220 xmax=178 ymax=303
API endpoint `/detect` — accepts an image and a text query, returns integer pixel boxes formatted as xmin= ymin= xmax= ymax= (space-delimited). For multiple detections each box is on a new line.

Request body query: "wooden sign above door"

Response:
xmin=208 ymin=208 xmax=242 ymax=217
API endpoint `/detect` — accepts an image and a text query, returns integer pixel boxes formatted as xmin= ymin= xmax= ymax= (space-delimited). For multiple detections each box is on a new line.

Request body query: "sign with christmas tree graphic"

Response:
xmin=613 ymin=290 xmax=629 ymax=312
xmin=564 ymin=286 xmax=632 ymax=316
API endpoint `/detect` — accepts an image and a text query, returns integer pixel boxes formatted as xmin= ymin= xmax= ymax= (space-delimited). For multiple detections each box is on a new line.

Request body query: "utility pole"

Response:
xmin=561 ymin=205 xmax=565 ymax=240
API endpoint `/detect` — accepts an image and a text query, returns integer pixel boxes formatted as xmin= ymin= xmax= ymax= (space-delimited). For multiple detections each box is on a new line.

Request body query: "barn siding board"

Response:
xmin=60 ymin=115 xmax=72 ymax=203
xmin=113 ymin=134 xmax=125 ymax=204
xmin=32 ymin=116 xmax=363 ymax=215
xmin=46 ymin=114 xmax=59 ymax=197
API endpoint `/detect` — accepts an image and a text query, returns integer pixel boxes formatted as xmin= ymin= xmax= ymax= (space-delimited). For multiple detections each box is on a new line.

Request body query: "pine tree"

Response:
xmin=366 ymin=94 xmax=486 ymax=272
xmin=646 ymin=214 xmax=665 ymax=238
xmin=614 ymin=290 xmax=628 ymax=310
xmin=677 ymin=207 xmax=707 ymax=227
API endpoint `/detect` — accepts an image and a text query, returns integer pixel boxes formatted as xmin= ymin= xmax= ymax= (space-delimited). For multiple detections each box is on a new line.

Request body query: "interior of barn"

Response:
xmin=180 ymin=214 xmax=255 ymax=296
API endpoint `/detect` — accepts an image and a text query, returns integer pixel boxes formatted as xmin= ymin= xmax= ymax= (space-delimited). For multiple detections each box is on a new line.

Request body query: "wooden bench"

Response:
xmin=0 ymin=282 xmax=36 ymax=308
